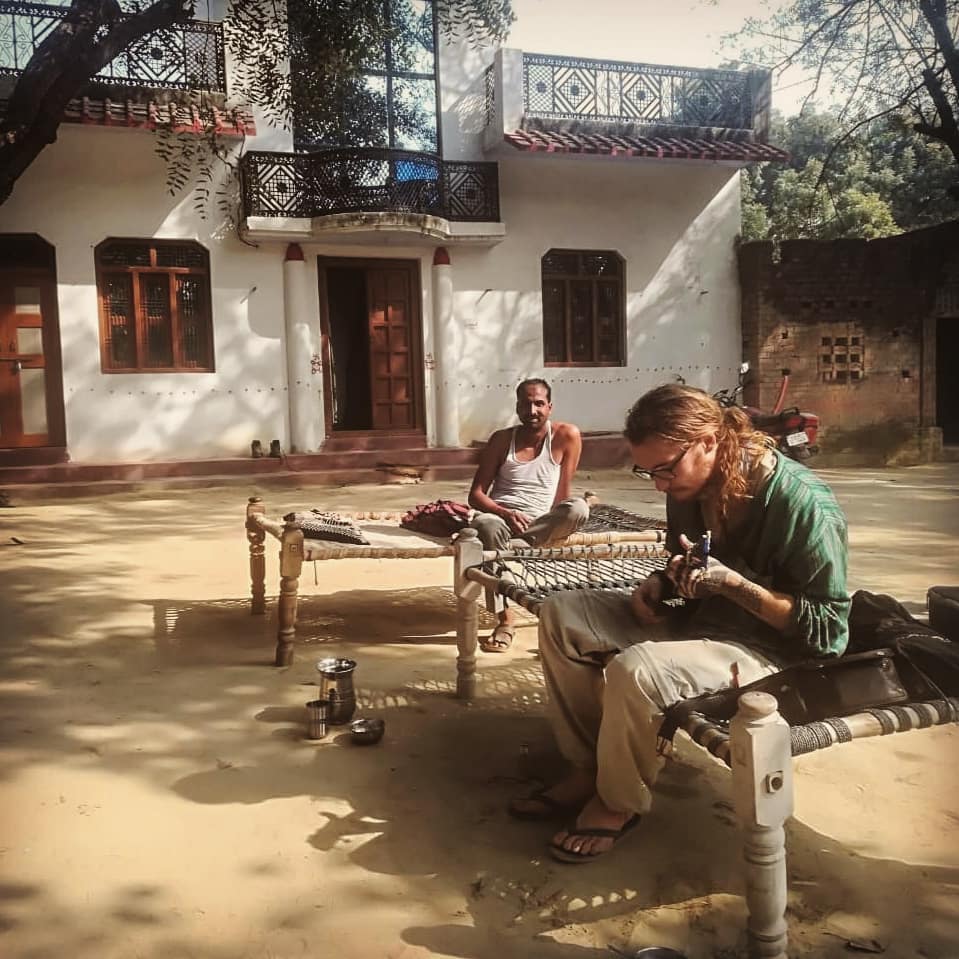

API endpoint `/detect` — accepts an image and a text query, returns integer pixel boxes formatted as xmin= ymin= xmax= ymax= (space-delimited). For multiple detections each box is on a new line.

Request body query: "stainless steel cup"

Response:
xmin=305 ymin=699 xmax=330 ymax=740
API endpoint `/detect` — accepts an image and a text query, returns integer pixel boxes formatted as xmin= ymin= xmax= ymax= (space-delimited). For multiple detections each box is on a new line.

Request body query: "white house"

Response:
xmin=0 ymin=0 xmax=785 ymax=474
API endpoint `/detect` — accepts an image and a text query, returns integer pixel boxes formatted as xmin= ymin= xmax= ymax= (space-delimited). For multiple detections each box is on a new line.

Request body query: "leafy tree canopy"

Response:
xmin=742 ymin=107 xmax=959 ymax=240
xmin=729 ymin=0 xmax=959 ymax=199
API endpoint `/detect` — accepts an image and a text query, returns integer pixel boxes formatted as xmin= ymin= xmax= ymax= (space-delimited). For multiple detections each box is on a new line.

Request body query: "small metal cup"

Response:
xmin=305 ymin=699 xmax=330 ymax=741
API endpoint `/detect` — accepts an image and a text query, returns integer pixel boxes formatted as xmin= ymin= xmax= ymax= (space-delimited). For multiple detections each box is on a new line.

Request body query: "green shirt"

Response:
xmin=666 ymin=450 xmax=850 ymax=663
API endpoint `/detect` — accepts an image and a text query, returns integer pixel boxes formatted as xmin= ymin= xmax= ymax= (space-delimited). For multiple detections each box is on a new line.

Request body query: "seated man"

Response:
xmin=468 ymin=377 xmax=588 ymax=653
xmin=510 ymin=382 xmax=850 ymax=862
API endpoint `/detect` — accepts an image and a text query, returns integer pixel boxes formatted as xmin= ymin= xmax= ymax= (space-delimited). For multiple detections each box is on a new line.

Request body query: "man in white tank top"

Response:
xmin=468 ymin=378 xmax=589 ymax=652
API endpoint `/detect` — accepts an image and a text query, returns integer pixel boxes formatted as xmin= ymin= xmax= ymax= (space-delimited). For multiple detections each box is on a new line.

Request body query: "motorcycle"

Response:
xmin=713 ymin=363 xmax=820 ymax=462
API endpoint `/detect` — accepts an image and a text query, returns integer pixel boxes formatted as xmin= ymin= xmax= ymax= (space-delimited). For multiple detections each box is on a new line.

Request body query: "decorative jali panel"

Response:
xmin=0 ymin=1 xmax=226 ymax=92
xmin=241 ymin=149 xmax=500 ymax=223
xmin=522 ymin=53 xmax=752 ymax=129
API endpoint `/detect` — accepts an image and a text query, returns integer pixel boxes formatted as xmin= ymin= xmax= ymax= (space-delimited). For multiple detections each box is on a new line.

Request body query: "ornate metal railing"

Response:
xmin=0 ymin=1 xmax=226 ymax=93
xmin=523 ymin=52 xmax=755 ymax=129
xmin=240 ymin=149 xmax=501 ymax=223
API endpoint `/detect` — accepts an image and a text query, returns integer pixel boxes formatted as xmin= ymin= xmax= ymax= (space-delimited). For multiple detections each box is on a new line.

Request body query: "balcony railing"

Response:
xmin=522 ymin=52 xmax=757 ymax=130
xmin=0 ymin=1 xmax=226 ymax=93
xmin=240 ymin=149 xmax=501 ymax=223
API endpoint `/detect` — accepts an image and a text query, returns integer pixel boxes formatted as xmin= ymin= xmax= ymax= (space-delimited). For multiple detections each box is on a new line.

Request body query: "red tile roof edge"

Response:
xmin=60 ymin=97 xmax=256 ymax=138
xmin=504 ymin=129 xmax=788 ymax=163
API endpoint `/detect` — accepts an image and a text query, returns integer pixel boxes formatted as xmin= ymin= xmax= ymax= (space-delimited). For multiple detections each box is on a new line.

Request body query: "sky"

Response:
xmin=506 ymin=0 xmax=813 ymax=116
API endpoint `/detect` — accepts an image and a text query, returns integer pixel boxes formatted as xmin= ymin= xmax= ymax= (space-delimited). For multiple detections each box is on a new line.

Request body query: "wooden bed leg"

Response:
xmin=729 ymin=691 xmax=793 ymax=959
xmin=246 ymin=497 xmax=267 ymax=615
xmin=276 ymin=519 xmax=304 ymax=667
xmin=453 ymin=529 xmax=484 ymax=699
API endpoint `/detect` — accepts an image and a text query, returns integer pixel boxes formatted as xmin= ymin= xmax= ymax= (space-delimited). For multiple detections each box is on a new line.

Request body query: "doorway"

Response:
xmin=0 ymin=235 xmax=66 ymax=464
xmin=937 ymin=317 xmax=959 ymax=444
xmin=319 ymin=259 xmax=425 ymax=436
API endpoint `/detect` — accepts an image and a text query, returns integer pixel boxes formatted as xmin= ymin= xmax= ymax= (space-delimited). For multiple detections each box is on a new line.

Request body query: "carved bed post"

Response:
xmin=453 ymin=528 xmax=484 ymax=699
xmin=246 ymin=497 xmax=267 ymax=615
xmin=729 ymin=691 xmax=793 ymax=959
xmin=276 ymin=518 xmax=305 ymax=667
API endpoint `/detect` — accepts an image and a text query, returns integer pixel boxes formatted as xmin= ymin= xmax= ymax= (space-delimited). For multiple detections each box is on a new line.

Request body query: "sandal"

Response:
xmin=548 ymin=814 xmax=641 ymax=864
xmin=507 ymin=789 xmax=583 ymax=822
xmin=480 ymin=623 xmax=515 ymax=653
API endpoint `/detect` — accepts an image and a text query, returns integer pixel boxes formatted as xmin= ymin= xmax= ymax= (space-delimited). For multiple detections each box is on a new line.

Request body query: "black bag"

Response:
xmin=658 ymin=589 xmax=959 ymax=746
xmin=658 ymin=649 xmax=910 ymax=744
xmin=847 ymin=589 xmax=959 ymax=697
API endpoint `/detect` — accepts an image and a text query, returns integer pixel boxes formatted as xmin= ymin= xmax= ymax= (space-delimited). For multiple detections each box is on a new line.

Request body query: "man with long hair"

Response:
xmin=509 ymin=383 xmax=849 ymax=862
xmin=468 ymin=377 xmax=587 ymax=652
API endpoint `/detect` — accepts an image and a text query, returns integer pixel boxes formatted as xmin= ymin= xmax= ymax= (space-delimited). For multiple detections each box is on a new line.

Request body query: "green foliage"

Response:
xmin=161 ymin=0 xmax=515 ymax=218
xmin=731 ymin=0 xmax=959 ymax=203
xmin=741 ymin=107 xmax=959 ymax=240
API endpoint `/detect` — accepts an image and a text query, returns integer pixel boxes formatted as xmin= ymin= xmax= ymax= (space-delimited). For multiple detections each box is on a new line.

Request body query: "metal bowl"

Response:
xmin=629 ymin=949 xmax=686 ymax=959
xmin=349 ymin=717 xmax=385 ymax=745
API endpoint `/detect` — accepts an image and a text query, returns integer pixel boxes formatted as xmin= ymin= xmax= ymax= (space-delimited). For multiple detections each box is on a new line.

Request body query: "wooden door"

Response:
xmin=366 ymin=266 xmax=418 ymax=430
xmin=0 ymin=269 xmax=63 ymax=449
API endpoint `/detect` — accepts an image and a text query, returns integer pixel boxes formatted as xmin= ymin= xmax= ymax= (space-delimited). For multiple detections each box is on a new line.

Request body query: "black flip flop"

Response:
xmin=548 ymin=814 xmax=642 ymax=864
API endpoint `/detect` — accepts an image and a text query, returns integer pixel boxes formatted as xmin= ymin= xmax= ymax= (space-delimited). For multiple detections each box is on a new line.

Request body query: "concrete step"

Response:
xmin=0 ymin=431 xmax=629 ymax=497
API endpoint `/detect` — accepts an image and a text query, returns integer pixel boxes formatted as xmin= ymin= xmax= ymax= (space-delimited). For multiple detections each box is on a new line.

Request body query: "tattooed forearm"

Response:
xmin=732 ymin=578 xmax=766 ymax=613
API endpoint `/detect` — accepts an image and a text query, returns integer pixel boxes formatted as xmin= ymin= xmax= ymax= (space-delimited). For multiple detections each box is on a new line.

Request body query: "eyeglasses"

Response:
xmin=632 ymin=445 xmax=691 ymax=481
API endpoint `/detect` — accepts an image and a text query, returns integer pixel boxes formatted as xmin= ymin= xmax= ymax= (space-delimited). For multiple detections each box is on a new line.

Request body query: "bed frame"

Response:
xmin=455 ymin=546 xmax=959 ymax=958
xmin=246 ymin=495 xmax=957 ymax=956
xmin=244 ymin=496 xmax=668 ymax=696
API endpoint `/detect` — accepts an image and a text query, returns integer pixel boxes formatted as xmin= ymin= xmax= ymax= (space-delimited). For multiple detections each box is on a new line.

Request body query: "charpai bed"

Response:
xmin=245 ymin=495 xmax=957 ymax=955
xmin=244 ymin=496 xmax=669 ymax=693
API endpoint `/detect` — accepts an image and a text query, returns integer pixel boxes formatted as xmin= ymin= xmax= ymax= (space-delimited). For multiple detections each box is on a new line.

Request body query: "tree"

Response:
xmin=741 ymin=107 xmax=959 ymax=240
xmin=733 ymin=0 xmax=959 ymax=200
xmin=0 ymin=0 xmax=515 ymax=207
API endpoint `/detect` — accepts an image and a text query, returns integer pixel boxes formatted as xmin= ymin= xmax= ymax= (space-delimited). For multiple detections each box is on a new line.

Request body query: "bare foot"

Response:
xmin=551 ymin=794 xmax=635 ymax=857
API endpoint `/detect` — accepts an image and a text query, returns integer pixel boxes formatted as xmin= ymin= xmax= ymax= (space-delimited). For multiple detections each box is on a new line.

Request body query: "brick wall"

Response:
xmin=738 ymin=221 xmax=959 ymax=464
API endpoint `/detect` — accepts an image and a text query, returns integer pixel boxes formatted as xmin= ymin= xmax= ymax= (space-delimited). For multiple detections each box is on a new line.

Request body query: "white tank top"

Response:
xmin=488 ymin=422 xmax=561 ymax=518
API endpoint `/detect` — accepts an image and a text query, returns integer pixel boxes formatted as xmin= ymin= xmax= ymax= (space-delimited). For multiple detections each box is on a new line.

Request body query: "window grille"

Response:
xmin=290 ymin=0 xmax=439 ymax=154
xmin=541 ymin=249 xmax=625 ymax=367
xmin=95 ymin=239 xmax=214 ymax=373
xmin=819 ymin=327 xmax=864 ymax=383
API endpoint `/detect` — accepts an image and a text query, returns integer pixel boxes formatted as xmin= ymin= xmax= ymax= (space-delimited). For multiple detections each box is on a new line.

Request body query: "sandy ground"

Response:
xmin=1 ymin=463 xmax=958 ymax=959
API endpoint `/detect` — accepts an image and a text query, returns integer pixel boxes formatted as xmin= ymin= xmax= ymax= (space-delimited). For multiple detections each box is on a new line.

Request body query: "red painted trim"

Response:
xmin=285 ymin=243 xmax=305 ymax=262
xmin=432 ymin=247 xmax=450 ymax=266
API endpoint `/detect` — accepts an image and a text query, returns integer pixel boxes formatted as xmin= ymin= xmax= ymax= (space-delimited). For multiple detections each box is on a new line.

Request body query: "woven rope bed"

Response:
xmin=246 ymin=494 xmax=957 ymax=955
xmin=455 ymin=546 xmax=959 ymax=957
xmin=244 ymin=496 xmax=668 ymax=680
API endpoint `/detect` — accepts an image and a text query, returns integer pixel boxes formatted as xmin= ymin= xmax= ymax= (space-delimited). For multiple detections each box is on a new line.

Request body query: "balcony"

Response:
xmin=0 ymin=1 xmax=226 ymax=93
xmin=239 ymin=148 xmax=503 ymax=245
xmin=483 ymin=49 xmax=785 ymax=164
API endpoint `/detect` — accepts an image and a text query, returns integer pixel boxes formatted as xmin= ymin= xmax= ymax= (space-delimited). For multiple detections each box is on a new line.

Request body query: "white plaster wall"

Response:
xmin=438 ymin=36 xmax=492 ymax=162
xmin=0 ymin=126 xmax=291 ymax=462
xmin=447 ymin=154 xmax=744 ymax=444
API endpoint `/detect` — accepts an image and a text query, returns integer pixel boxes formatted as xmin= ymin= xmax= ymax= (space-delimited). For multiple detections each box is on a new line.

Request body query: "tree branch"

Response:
xmin=0 ymin=0 xmax=193 ymax=204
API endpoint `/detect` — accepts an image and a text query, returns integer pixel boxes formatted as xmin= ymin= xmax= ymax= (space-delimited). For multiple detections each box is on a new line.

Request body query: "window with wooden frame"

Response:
xmin=95 ymin=239 xmax=214 ymax=373
xmin=541 ymin=249 xmax=625 ymax=366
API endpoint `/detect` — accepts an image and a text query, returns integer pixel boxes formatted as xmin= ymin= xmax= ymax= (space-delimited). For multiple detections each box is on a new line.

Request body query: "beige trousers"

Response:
xmin=538 ymin=589 xmax=779 ymax=815
xmin=470 ymin=496 xmax=590 ymax=551
xmin=472 ymin=498 xmax=590 ymax=613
